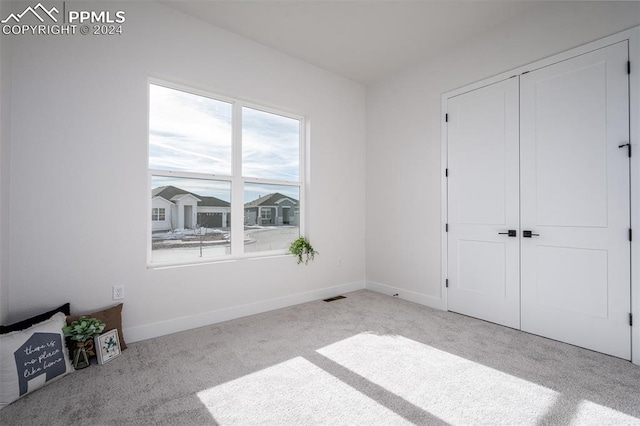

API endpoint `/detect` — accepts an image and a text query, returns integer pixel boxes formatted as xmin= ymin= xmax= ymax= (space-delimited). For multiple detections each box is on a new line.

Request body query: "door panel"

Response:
xmin=520 ymin=41 xmax=630 ymax=359
xmin=447 ymin=77 xmax=520 ymax=329
xmin=453 ymin=89 xmax=509 ymax=226
xmin=535 ymin=246 xmax=608 ymax=318
xmin=532 ymin=60 xmax=609 ymax=227
xmin=458 ymin=240 xmax=506 ymax=297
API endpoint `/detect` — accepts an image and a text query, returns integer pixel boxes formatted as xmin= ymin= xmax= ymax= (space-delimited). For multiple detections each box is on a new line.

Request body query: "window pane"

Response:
xmin=242 ymin=107 xmax=300 ymax=181
xmin=149 ymin=84 xmax=232 ymax=175
xmin=152 ymin=208 xmax=166 ymax=221
xmin=151 ymin=176 xmax=231 ymax=262
xmin=244 ymin=183 xmax=300 ymax=253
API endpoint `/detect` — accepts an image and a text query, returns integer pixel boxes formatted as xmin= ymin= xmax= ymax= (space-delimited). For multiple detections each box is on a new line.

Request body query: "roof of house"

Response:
xmin=151 ymin=186 xmax=230 ymax=207
xmin=170 ymin=193 xmax=201 ymax=202
xmin=244 ymin=192 xmax=298 ymax=208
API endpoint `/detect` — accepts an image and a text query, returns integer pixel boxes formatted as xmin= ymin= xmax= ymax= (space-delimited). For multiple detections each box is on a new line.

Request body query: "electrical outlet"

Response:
xmin=113 ymin=286 xmax=124 ymax=300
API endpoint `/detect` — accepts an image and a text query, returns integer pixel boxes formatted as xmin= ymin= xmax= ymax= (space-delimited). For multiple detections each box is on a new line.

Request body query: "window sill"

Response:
xmin=147 ymin=251 xmax=291 ymax=270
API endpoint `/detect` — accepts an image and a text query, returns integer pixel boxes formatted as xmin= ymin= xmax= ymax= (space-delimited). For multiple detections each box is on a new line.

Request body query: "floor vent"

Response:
xmin=323 ymin=295 xmax=346 ymax=302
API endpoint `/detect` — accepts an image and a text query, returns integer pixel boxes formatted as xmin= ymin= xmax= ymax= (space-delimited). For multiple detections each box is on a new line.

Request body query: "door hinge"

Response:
xmin=445 ymin=279 xmax=449 ymax=288
xmin=445 ymin=168 xmax=448 ymax=177
xmin=628 ymin=61 xmax=631 ymax=75
xmin=630 ymin=313 xmax=633 ymax=326
xmin=445 ymin=223 xmax=449 ymax=232
xmin=619 ymin=143 xmax=631 ymax=157
xmin=445 ymin=113 xmax=449 ymax=123
xmin=630 ymin=228 xmax=633 ymax=242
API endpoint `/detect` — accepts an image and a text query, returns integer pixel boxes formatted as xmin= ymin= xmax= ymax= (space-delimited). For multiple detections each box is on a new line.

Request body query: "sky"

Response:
xmin=149 ymin=84 xmax=300 ymax=203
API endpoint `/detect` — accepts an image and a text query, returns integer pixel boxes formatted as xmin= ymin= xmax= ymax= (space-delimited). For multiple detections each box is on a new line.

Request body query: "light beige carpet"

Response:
xmin=2 ymin=290 xmax=640 ymax=425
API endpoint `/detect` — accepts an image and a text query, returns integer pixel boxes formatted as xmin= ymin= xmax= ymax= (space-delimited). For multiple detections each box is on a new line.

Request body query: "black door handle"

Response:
xmin=498 ymin=230 xmax=517 ymax=237
xmin=523 ymin=230 xmax=540 ymax=238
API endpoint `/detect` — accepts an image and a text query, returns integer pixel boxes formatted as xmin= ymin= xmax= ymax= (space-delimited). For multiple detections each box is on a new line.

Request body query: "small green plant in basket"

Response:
xmin=289 ymin=237 xmax=318 ymax=265
xmin=63 ymin=317 xmax=106 ymax=342
xmin=63 ymin=317 xmax=106 ymax=369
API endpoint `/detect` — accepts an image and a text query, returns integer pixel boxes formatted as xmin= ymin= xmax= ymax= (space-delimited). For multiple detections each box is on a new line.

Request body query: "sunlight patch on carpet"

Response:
xmin=573 ymin=399 xmax=640 ymax=424
xmin=316 ymin=333 xmax=639 ymax=425
xmin=196 ymin=356 xmax=413 ymax=425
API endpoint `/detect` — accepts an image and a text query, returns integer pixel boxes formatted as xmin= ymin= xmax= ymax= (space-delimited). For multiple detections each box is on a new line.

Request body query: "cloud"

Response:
xmin=149 ymin=85 xmax=302 ymax=202
xmin=149 ymin=84 xmax=300 ymax=182
xmin=242 ymin=107 xmax=300 ymax=181
xmin=149 ymin=84 xmax=232 ymax=175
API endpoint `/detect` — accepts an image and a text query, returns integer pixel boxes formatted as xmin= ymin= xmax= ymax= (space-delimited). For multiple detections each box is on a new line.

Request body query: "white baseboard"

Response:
xmin=365 ymin=280 xmax=444 ymax=311
xmin=124 ymin=280 xmax=366 ymax=343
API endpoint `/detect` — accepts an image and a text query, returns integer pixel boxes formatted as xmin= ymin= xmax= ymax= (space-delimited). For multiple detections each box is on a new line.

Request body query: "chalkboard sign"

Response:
xmin=13 ymin=332 xmax=66 ymax=396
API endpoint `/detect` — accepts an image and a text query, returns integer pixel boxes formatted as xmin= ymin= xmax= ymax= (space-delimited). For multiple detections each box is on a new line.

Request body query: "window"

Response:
xmin=149 ymin=82 xmax=304 ymax=265
xmin=152 ymin=208 xmax=165 ymax=221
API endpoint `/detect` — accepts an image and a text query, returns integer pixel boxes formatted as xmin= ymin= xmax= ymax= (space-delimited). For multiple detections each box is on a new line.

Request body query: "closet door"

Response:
xmin=447 ymin=77 xmax=520 ymax=329
xmin=520 ymin=41 xmax=631 ymax=359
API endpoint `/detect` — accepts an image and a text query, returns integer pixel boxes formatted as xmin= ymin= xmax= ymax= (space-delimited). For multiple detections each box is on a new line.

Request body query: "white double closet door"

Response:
xmin=447 ymin=41 xmax=631 ymax=359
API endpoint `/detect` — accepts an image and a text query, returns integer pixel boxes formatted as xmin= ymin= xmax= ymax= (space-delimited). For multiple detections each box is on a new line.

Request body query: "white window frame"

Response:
xmin=152 ymin=207 xmax=165 ymax=221
xmin=260 ymin=208 xmax=272 ymax=220
xmin=147 ymin=79 xmax=306 ymax=267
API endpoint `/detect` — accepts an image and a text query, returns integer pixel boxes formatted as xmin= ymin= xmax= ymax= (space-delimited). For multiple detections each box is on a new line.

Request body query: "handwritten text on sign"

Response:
xmin=14 ymin=332 xmax=66 ymax=396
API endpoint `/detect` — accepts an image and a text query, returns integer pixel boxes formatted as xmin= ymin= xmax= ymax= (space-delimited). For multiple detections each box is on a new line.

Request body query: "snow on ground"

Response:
xmin=152 ymin=228 xmax=228 ymax=240
xmin=150 ymin=226 xmax=300 ymax=262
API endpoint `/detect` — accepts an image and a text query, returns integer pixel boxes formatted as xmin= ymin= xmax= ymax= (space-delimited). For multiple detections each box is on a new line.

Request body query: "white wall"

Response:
xmin=5 ymin=1 xmax=366 ymax=340
xmin=0 ymin=4 xmax=7 ymax=324
xmin=366 ymin=2 xmax=640 ymax=306
xmin=0 ymin=0 xmax=11 ymax=325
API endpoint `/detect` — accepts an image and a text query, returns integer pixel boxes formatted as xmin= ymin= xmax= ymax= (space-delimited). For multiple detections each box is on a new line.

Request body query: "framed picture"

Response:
xmin=95 ymin=329 xmax=121 ymax=365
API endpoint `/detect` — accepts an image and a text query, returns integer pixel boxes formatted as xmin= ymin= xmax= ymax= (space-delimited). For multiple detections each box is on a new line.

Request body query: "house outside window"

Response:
xmin=149 ymin=81 xmax=304 ymax=265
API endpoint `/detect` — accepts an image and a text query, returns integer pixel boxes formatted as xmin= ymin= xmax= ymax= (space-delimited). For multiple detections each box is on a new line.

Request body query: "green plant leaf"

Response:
xmin=63 ymin=316 xmax=107 ymax=342
xmin=288 ymin=237 xmax=318 ymax=265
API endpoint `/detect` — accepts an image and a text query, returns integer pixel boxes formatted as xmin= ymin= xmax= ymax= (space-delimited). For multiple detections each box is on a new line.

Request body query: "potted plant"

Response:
xmin=63 ymin=317 xmax=106 ymax=369
xmin=289 ymin=237 xmax=318 ymax=265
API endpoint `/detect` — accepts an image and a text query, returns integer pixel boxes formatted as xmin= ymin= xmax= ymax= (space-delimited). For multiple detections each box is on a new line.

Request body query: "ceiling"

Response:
xmin=160 ymin=1 xmax=543 ymax=85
